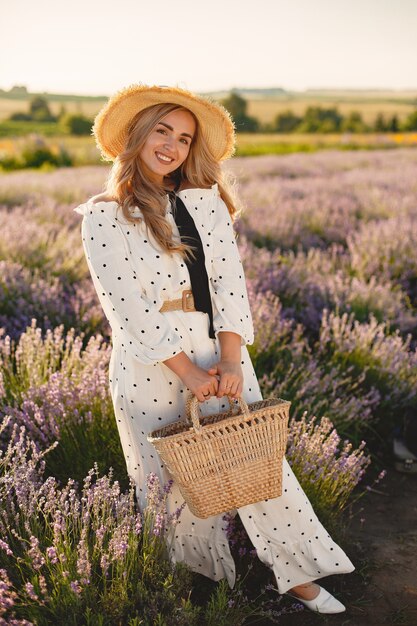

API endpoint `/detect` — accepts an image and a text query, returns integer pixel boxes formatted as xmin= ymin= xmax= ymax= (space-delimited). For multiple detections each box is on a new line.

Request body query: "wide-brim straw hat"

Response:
xmin=92 ymin=84 xmax=236 ymax=163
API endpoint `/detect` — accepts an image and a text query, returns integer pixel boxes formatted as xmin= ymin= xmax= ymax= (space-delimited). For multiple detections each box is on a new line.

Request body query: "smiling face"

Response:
xmin=138 ymin=108 xmax=196 ymax=185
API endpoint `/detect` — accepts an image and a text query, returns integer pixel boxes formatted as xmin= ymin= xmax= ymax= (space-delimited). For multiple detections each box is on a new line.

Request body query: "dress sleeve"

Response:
xmin=209 ymin=193 xmax=255 ymax=346
xmin=77 ymin=205 xmax=184 ymax=365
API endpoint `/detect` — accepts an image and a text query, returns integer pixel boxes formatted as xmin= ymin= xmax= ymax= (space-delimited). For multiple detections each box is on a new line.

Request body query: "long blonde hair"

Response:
xmin=93 ymin=103 xmax=239 ymax=262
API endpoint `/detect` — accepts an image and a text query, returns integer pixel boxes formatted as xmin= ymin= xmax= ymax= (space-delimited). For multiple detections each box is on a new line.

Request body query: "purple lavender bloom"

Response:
xmin=69 ymin=580 xmax=82 ymax=595
xmin=152 ymin=512 xmax=164 ymax=536
xmin=0 ymin=540 xmax=13 ymax=557
xmin=45 ymin=546 xmax=58 ymax=564
xmin=23 ymin=582 xmax=38 ymax=601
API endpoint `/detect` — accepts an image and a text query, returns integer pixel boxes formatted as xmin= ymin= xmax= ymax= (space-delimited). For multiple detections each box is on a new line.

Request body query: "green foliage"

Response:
xmin=340 ymin=111 xmax=369 ymax=133
xmin=6 ymin=97 xmax=57 ymax=126
xmin=297 ymin=106 xmax=344 ymax=133
xmin=0 ymin=135 xmax=73 ymax=171
xmin=9 ymin=111 xmax=33 ymax=121
xmin=374 ymin=112 xmax=389 ymax=132
xmin=1 ymin=84 xmax=28 ymax=96
xmin=222 ymin=92 xmax=247 ymax=118
xmin=372 ymin=112 xmax=401 ymax=132
xmin=403 ymin=108 xmax=417 ymax=130
xmin=0 ymin=120 xmax=64 ymax=137
xmin=4 ymin=97 xmax=90 ymax=138
xmin=21 ymin=145 xmax=72 ymax=169
xmin=272 ymin=110 xmax=302 ymax=133
xmin=221 ymin=92 xmax=259 ymax=133
xmin=59 ymin=114 xmax=93 ymax=136
xmin=29 ymin=96 xmax=56 ymax=122
xmin=389 ymin=114 xmax=399 ymax=132
xmin=235 ymin=141 xmax=317 ymax=156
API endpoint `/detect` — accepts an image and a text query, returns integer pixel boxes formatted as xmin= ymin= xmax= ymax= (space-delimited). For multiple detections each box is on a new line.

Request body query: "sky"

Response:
xmin=2 ymin=0 xmax=417 ymax=96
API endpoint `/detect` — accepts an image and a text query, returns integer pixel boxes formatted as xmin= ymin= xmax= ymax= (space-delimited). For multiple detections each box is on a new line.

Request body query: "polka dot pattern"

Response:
xmin=74 ymin=186 xmax=355 ymax=595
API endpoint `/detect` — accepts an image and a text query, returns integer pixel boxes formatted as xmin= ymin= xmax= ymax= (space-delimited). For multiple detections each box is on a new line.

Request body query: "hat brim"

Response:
xmin=92 ymin=84 xmax=236 ymax=162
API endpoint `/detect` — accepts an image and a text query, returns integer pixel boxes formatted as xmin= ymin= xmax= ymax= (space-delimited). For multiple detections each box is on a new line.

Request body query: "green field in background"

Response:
xmin=1 ymin=132 xmax=416 ymax=169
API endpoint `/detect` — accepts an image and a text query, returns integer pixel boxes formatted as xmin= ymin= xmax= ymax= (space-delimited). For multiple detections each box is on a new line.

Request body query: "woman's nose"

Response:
xmin=163 ymin=137 xmax=176 ymax=153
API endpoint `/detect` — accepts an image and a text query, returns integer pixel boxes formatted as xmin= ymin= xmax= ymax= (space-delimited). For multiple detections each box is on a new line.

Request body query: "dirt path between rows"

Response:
xmin=277 ymin=468 xmax=417 ymax=626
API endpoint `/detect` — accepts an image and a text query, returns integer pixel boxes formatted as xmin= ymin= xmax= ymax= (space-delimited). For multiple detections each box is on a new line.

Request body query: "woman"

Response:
xmin=74 ymin=84 xmax=355 ymax=614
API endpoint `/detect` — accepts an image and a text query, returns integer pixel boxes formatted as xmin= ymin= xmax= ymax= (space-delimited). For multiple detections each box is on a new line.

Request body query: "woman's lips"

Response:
xmin=155 ymin=151 xmax=174 ymax=164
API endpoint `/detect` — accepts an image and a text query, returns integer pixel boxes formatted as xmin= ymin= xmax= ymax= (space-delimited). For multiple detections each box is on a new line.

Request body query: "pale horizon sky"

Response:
xmin=2 ymin=0 xmax=417 ymax=97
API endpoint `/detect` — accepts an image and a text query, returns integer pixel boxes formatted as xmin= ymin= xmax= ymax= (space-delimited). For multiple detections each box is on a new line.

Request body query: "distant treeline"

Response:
xmin=222 ymin=93 xmax=417 ymax=133
xmin=3 ymin=93 xmax=417 ymax=136
xmin=7 ymin=97 xmax=92 ymax=135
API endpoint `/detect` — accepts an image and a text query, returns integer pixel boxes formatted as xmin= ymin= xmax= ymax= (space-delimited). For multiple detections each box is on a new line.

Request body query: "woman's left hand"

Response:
xmin=207 ymin=361 xmax=243 ymax=399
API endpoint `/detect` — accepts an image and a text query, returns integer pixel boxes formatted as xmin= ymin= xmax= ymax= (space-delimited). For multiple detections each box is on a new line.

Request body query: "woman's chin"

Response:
xmin=152 ymin=164 xmax=177 ymax=179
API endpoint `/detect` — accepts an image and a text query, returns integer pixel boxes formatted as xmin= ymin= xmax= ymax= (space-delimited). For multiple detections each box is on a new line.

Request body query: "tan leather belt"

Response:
xmin=159 ymin=289 xmax=197 ymax=313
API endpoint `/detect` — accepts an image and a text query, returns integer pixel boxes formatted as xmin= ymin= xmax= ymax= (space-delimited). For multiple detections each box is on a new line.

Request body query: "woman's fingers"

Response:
xmin=218 ymin=379 xmax=239 ymax=398
xmin=198 ymin=378 xmax=242 ymax=402
xmin=210 ymin=377 xmax=218 ymax=396
xmin=197 ymin=365 xmax=244 ymax=400
xmin=228 ymin=381 xmax=241 ymax=399
xmin=197 ymin=375 xmax=219 ymax=402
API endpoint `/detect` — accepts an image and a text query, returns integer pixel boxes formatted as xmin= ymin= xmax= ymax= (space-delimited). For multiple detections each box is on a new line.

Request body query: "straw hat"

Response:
xmin=92 ymin=84 xmax=236 ymax=163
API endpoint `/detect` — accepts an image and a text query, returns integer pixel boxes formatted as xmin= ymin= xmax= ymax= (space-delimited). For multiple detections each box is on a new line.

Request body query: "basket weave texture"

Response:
xmin=147 ymin=393 xmax=290 ymax=518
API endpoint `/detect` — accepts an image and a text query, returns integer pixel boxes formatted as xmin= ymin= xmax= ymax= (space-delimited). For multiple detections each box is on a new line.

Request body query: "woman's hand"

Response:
xmin=162 ymin=348 xmax=243 ymax=402
xmin=207 ymin=360 xmax=243 ymax=399
xmin=180 ymin=364 xmax=219 ymax=403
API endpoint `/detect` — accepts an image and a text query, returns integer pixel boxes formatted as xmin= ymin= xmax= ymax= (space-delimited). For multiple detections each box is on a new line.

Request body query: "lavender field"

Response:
xmin=0 ymin=148 xmax=416 ymax=624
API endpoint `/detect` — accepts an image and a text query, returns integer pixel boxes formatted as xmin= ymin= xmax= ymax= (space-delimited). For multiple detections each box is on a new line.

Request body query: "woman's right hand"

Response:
xmin=180 ymin=364 xmax=219 ymax=402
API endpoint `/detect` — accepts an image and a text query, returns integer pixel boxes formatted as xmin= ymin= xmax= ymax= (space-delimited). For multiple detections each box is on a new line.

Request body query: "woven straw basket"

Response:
xmin=147 ymin=393 xmax=291 ymax=518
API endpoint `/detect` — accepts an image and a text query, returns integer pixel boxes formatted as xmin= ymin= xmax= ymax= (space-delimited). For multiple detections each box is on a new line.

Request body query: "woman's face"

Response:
xmin=139 ymin=108 xmax=196 ymax=184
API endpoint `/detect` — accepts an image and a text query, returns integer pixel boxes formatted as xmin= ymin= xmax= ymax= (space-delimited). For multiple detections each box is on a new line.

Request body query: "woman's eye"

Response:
xmin=156 ymin=128 xmax=189 ymax=145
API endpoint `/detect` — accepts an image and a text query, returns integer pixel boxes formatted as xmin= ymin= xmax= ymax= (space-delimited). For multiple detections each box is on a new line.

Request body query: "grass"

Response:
xmin=235 ymin=132 xmax=417 ymax=156
xmin=0 ymin=120 xmax=65 ymax=137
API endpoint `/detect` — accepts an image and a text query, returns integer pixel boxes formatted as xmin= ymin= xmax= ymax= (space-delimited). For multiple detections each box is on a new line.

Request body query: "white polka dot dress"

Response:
xmin=74 ymin=183 xmax=355 ymax=594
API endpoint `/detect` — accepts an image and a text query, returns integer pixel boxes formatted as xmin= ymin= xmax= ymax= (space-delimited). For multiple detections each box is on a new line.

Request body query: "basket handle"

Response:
xmin=185 ymin=393 xmax=251 ymax=433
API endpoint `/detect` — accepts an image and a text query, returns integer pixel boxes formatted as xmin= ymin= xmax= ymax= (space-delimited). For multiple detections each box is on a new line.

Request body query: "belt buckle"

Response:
xmin=182 ymin=289 xmax=195 ymax=312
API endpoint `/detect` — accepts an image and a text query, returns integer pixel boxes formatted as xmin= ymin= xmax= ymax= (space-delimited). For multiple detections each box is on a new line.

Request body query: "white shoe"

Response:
xmin=286 ymin=585 xmax=346 ymax=614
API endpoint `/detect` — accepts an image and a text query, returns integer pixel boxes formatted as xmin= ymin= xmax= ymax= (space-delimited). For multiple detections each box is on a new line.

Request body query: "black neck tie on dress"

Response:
xmin=168 ymin=190 xmax=215 ymax=340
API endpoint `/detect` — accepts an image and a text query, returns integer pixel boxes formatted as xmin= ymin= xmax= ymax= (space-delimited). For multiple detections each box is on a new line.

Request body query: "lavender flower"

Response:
xmin=286 ymin=411 xmax=371 ymax=514
xmin=0 ymin=540 xmax=12 ymax=557
xmin=23 ymin=582 xmax=38 ymax=602
xmin=45 ymin=546 xmax=58 ymax=564
xmin=69 ymin=580 xmax=82 ymax=595
xmin=27 ymin=536 xmax=45 ymax=571
xmin=152 ymin=513 xmax=164 ymax=536
xmin=1 ymin=148 xmax=416 ymax=624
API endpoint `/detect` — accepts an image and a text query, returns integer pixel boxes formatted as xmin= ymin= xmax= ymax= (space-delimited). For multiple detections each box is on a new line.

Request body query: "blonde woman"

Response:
xmin=74 ymin=84 xmax=355 ymax=614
